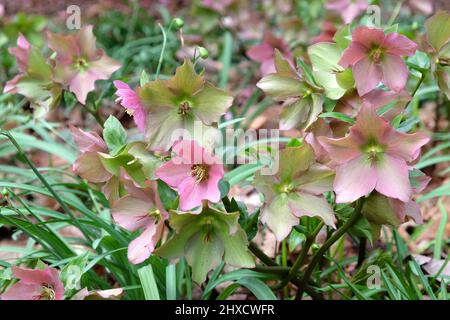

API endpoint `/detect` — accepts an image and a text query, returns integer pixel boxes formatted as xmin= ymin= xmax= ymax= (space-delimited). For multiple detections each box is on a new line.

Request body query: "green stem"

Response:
xmin=155 ymin=23 xmax=167 ymax=79
xmin=249 ymin=242 xmax=277 ymax=266
xmin=275 ymin=221 xmax=324 ymax=289
xmin=296 ymin=199 xmax=364 ymax=299
xmin=0 ymin=130 xmax=93 ymax=242
xmin=357 ymin=237 xmax=367 ymax=268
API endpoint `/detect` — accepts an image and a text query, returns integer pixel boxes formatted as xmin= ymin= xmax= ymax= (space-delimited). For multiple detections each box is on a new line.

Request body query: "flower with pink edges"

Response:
xmin=48 ymin=25 xmax=121 ymax=104
xmin=112 ymin=182 xmax=167 ymax=264
xmin=0 ymin=265 xmax=64 ymax=300
xmin=326 ymin=0 xmax=368 ymax=24
xmin=339 ymin=27 xmax=417 ymax=96
xmin=318 ymin=105 xmax=429 ymax=203
xmin=156 ymin=140 xmax=224 ymax=211
xmin=247 ymin=32 xmax=292 ymax=76
xmin=114 ymin=80 xmax=147 ymax=132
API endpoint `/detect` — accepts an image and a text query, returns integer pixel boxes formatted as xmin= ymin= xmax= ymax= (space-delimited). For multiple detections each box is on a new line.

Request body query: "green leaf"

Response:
xmin=138 ymin=265 xmax=161 ymax=300
xmin=236 ymin=277 xmax=277 ymax=300
xmin=435 ymin=200 xmax=448 ymax=260
xmin=157 ymin=179 xmax=178 ymax=210
xmin=103 ymin=116 xmax=127 ymax=154
xmin=165 ymin=264 xmax=177 ymax=300
xmin=140 ymin=70 xmax=150 ymax=86
xmin=319 ymin=112 xmax=355 ymax=124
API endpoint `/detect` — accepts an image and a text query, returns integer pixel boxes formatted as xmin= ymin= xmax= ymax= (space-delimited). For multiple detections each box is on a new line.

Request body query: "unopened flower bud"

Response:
xmin=198 ymin=46 xmax=209 ymax=59
xmin=172 ymin=18 xmax=184 ymax=29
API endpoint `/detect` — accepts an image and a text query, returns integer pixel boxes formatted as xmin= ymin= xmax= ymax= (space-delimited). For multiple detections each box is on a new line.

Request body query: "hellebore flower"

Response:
xmin=257 ymin=50 xmax=324 ymax=130
xmin=326 ymin=0 xmax=368 ymax=24
xmin=339 ymin=27 xmax=417 ymax=95
xmin=4 ymin=33 xmax=62 ymax=117
xmin=71 ymin=126 xmax=158 ymax=202
xmin=0 ymin=266 xmax=64 ymax=300
xmin=247 ymin=32 xmax=292 ymax=76
xmin=155 ymin=205 xmax=255 ymax=283
xmin=48 ymin=25 xmax=121 ymax=104
xmin=138 ymin=60 xmax=233 ymax=151
xmin=114 ymin=80 xmax=147 ymax=132
xmin=253 ymin=144 xmax=335 ymax=241
xmin=112 ymin=182 xmax=167 ymax=264
xmin=424 ymin=11 xmax=450 ymax=99
xmin=318 ymin=105 xmax=429 ymax=203
xmin=311 ymin=22 xmax=337 ymax=44
xmin=156 ymin=140 xmax=224 ymax=211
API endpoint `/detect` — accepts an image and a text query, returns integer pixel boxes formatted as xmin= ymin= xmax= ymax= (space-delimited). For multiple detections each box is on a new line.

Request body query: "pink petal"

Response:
xmin=70 ymin=126 xmax=107 ymax=153
xmin=246 ymin=43 xmax=274 ymax=63
xmin=375 ymin=154 xmax=411 ymax=202
xmin=177 ymin=178 xmax=209 ymax=210
xmin=260 ymin=59 xmax=276 ymax=76
xmin=128 ymin=222 xmax=164 ymax=264
xmin=113 ymin=81 xmax=147 ymax=132
xmin=353 ymin=104 xmax=389 ymax=141
xmin=352 ymin=26 xmax=385 ymax=49
xmin=318 ymin=135 xmax=360 ymax=164
xmin=155 ymin=160 xmax=191 ymax=187
xmin=334 ymin=155 xmax=377 ymax=203
xmin=3 ymin=74 xmax=23 ymax=94
xmin=339 ymin=42 xmax=368 ymax=67
xmin=0 ymin=283 xmax=42 ymax=300
xmin=12 ymin=267 xmax=53 ymax=285
xmin=381 ymin=53 xmax=408 ymax=92
xmin=353 ymin=57 xmax=382 ymax=95
xmin=384 ymin=130 xmax=430 ymax=162
xmin=78 ymin=25 xmax=98 ymax=59
xmin=341 ymin=1 xmax=368 ymax=24
xmin=8 ymin=33 xmax=30 ymax=72
xmin=383 ymin=33 xmax=418 ymax=56
xmin=111 ymin=195 xmax=153 ymax=231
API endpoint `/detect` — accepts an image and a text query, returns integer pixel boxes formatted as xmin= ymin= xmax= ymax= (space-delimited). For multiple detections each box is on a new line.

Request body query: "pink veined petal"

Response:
xmin=341 ymin=1 xmax=368 ymax=24
xmin=12 ymin=267 xmax=53 ymax=285
xmin=375 ymin=154 xmax=411 ymax=202
xmin=70 ymin=126 xmax=107 ymax=153
xmin=246 ymin=43 xmax=274 ymax=63
xmin=155 ymin=160 xmax=191 ymax=188
xmin=177 ymin=177 xmax=208 ymax=211
xmin=381 ymin=54 xmax=409 ymax=92
xmin=0 ymin=283 xmax=42 ymax=300
xmin=111 ymin=195 xmax=153 ymax=232
xmin=352 ymin=26 xmax=386 ymax=48
xmin=353 ymin=57 xmax=382 ymax=95
xmin=353 ymin=104 xmax=390 ymax=141
xmin=334 ymin=155 xmax=377 ymax=203
xmin=339 ymin=42 xmax=368 ymax=67
xmin=127 ymin=222 xmax=163 ymax=264
xmin=383 ymin=33 xmax=418 ymax=56
xmin=384 ymin=130 xmax=430 ymax=162
xmin=318 ymin=135 xmax=361 ymax=164
xmin=260 ymin=59 xmax=276 ymax=76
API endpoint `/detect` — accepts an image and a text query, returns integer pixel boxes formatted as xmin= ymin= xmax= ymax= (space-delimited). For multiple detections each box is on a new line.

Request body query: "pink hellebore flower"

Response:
xmin=156 ymin=140 xmax=224 ymax=211
xmin=247 ymin=32 xmax=292 ymax=76
xmin=0 ymin=266 xmax=64 ymax=300
xmin=318 ymin=105 xmax=429 ymax=203
xmin=339 ymin=27 xmax=417 ymax=96
xmin=70 ymin=126 xmax=112 ymax=183
xmin=326 ymin=0 xmax=368 ymax=24
xmin=112 ymin=182 xmax=167 ymax=264
xmin=48 ymin=25 xmax=121 ymax=104
xmin=113 ymin=80 xmax=147 ymax=132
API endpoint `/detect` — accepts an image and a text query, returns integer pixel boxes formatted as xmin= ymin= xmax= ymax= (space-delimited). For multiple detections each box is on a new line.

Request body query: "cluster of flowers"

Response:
xmin=2 ymin=7 xmax=449 ymax=299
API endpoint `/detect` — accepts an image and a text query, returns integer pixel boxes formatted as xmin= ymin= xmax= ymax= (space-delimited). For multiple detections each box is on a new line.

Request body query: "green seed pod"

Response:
xmin=198 ymin=46 xmax=209 ymax=59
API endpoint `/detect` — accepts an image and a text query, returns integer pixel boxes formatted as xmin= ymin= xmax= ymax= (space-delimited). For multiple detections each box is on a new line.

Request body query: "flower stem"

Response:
xmin=295 ymin=199 xmax=364 ymax=299
xmin=357 ymin=237 xmax=367 ymax=268
xmin=274 ymin=221 xmax=324 ymax=289
xmin=155 ymin=23 xmax=167 ymax=79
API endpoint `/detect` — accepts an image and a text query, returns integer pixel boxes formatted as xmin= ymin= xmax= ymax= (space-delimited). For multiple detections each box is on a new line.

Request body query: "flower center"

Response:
xmin=178 ymin=101 xmax=191 ymax=116
xmin=280 ymin=183 xmax=294 ymax=193
xmin=369 ymin=47 xmax=384 ymax=63
xmin=74 ymin=57 xmax=88 ymax=70
xmin=190 ymin=164 xmax=209 ymax=183
xmin=363 ymin=141 xmax=385 ymax=161
xmin=40 ymin=284 xmax=56 ymax=300
xmin=148 ymin=208 xmax=161 ymax=221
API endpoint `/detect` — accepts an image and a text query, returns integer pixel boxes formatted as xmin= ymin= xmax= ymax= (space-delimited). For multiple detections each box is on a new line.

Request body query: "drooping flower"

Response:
xmin=326 ymin=0 xmax=368 ymax=24
xmin=247 ymin=32 xmax=292 ymax=76
xmin=257 ymin=50 xmax=324 ymax=130
xmin=138 ymin=60 xmax=233 ymax=151
xmin=48 ymin=25 xmax=121 ymax=104
xmin=111 ymin=182 xmax=167 ymax=264
xmin=253 ymin=144 xmax=336 ymax=241
xmin=424 ymin=11 xmax=450 ymax=99
xmin=155 ymin=205 xmax=255 ymax=283
xmin=318 ymin=105 xmax=429 ymax=203
xmin=156 ymin=140 xmax=224 ymax=211
xmin=0 ymin=265 xmax=64 ymax=300
xmin=4 ymin=33 xmax=62 ymax=117
xmin=113 ymin=80 xmax=147 ymax=132
xmin=339 ymin=27 xmax=417 ymax=95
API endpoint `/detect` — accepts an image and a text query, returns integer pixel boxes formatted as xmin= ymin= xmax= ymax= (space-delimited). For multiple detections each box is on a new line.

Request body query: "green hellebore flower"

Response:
xmin=155 ymin=205 xmax=255 ymax=284
xmin=138 ymin=60 xmax=234 ymax=151
xmin=257 ymin=49 xmax=325 ymax=131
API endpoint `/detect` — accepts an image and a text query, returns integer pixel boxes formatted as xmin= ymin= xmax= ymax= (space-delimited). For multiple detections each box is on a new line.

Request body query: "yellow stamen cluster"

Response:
xmin=190 ymin=164 xmax=209 ymax=183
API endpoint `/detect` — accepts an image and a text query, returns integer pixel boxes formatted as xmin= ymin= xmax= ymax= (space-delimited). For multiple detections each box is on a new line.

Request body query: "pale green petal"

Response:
xmin=293 ymin=163 xmax=334 ymax=194
xmin=191 ymin=83 xmax=233 ymax=125
xmin=288 ymin=193 xmax=335 ymax=228
xmin=278 ymin=144 xmax=315 ymax=183
xmin=257 ymin=75 xmax=303 ymax=99
xmin=138 ymin=79 xmax=178 ymax=108
xmin=261 ymin=193 xmax=299 ymax=241
xmin=145 ymin=108 xmax=184 ymax=151
xmin=167 ymin=60 xmax=205 ymax=97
